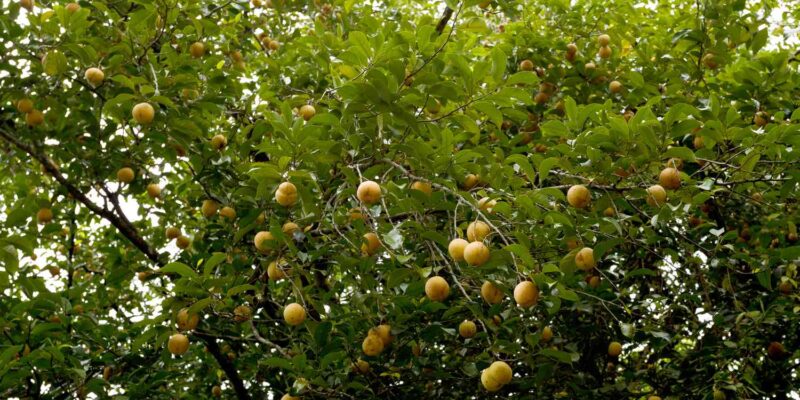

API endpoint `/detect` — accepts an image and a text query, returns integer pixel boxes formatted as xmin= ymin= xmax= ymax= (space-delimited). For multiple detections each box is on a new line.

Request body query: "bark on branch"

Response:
xmin=194 ymin=332 xmax=252 ymax=400
xmin=0 ymin=121 xmax=256 ymax=400
xmin=435 ymin=7 xmax=454 ymax=35
xmin=0 ymin=123 xmax=163 ymax=266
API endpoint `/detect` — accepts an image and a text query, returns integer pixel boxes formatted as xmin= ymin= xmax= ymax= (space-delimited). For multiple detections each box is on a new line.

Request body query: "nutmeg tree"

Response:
xmin=0 ymin=0 xmax=798 ymax=399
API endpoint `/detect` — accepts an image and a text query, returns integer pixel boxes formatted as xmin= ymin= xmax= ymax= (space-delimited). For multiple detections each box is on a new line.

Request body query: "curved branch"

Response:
xmin=0 ymin=122 xmax=163 ymax=266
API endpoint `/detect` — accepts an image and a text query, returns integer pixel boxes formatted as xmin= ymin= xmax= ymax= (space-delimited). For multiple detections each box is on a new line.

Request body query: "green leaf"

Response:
xmin=203 ymin=253 xmax=227 ymax=276
xmin=159 ymin=262 xmax=198 ymax=278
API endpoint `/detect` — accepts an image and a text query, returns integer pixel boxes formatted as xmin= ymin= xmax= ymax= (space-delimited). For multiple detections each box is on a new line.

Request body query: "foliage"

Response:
xmin=0 ymin=0 xmax=799 ymax=399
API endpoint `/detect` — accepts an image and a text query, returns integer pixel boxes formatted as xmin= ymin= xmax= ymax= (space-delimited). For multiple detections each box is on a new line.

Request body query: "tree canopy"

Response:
xmin=1 ymin=0 xmax=799 ymax=399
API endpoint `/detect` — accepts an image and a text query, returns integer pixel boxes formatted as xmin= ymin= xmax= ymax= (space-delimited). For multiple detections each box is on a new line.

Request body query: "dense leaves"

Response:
xmin=0 ymin=0 xmax=799 ymax=399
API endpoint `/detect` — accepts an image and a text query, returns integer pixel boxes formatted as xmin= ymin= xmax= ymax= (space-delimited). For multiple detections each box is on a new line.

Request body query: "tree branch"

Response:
xmin=0 ymin=122 xmax=163 ymax=266
xmin=194 ymin=332 xmax=252 ymax=400
xmin=0 ymin=121 xmax=260 ymax=398
xmin=435 ymin=6 xmax=454 ymax=35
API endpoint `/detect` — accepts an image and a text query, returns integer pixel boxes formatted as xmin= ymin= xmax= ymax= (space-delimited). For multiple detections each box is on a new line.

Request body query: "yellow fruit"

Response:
xmin=283 ymin=303 xmax=306 ymax=325
xmin=212 ymin=385 xmax=222 ymax=397
xmin=146 ymin=183 xmax=161 ymax=198
xmin=37 ymin=208 xmax=53 ymax=224
xmin=425 ymin=100 xmax=442 ymax=114
xmin=234 ymin=305 xmax=252 ymax=322
xmin=361 ymin=232 xmax=381 ymax=256
xmin=447 ymin=238 xmax=469 ymax=261
xmin=176 ymin=235 xmax=191 ymax=249
xmin=648 ymin=396 xmax=662 ymax=400
xmin=467 ymin=220 xmax=490 ymax=242
xmin=609 ymin=80 xmax=623 ymax=93
xmin=299 ymin=104 xmax=316 ymax=121
xmin=598 ymin=34 xmax=611 ymax=46
xmin=84 ymin=67 xmax=104 ymax=87
xmin=481 ymin=281 xmax=504 ymax=304
xmin=410 ymin=181 xmax=432 ymax=196
xmin=646 ymin=185 xmax=667 ymax=207
xmin=541 ymin=326 xmax=553 ymax=342
xmin=220 ymin=206 xmax=236 ymax=220
xmin=481 ymin=368 xmax=503 ymax=392
xmin=373 ymin=324 xmax=393 ymax=346
xmin=132 ymin=103 xmax=155 ymax=124
xmin=575 ymin=247 xmax=596 ymax=271
xmin=513 ymin=281 xmax=539 ymax=307
xmin=256 ymin=211 xmax=266 ymax=225
xmin=280 ymin=395 xmax=298 ymax=400
xmin=211 ymin=134 xmax=227 ymax=150
xmin=693 ymin=135 xmax=705 ymax=149
xmin=26 ymin=109 xmax=44 ymax=126
xmin=102 ymin=366 xmax=112 ymax=381
xmin=254 ymin=231 xmax=275 ymax=253
xmin=267 ymin=260 xmax=289 ymax=280
xmin=459 ymin=320 xmax=477 ymax=338
xmin=588 ymin=275 xmax=601 ymax=288
xmin=659 ymin=167 xmax=681 ymax=189
xmin=463 ymin=174 xmax=480 ymax=190
xmin=168 ymin=333 xmax=190 ymax=355
xmin=282 ymin=222 xmax=300 ymax=235
xmin=16 ymin=98 xmax=34 ymax=113
xmin=608 ymin=341 xmax=622 ymax=357
xmin=567 ymin=185 xmax=591 ymax=208
xmin=478 ymin=197 xmax=497 ymax=213
xmin=177 ymin=308 xmax=200 ymax=331
xmin=519 ymin=59 xmax=534 ymax=71
xmin=487 ymin=361 xmax=512 ymax=385
xmin=585 ymin=62 xmax=596 ymax=70
xmin=603 ymin=207 xmax=615 ymax=217
xmin=190 ymin=42 xmax=205 ymax=58
xmin=275 ymin=182 xmax=298 ymax=207
xmin=117 ymin=167 xmax=135 ymax=183
xmin=353 ymin=359 xmax=370 ymax=373
xmin=201 ymin=199 xmax=219 ymax=218
xmin=362 ymin=333 xmax=384 ymax=356
xmin=598 ymin=45 xmax=612 ymax=58
xmin=424 ymin=276 xmax=450 ymax=301
xmin=463 ymin=241 xmax=490 ymax=266
xmin=566 ymin=43 xmax=578 ymax=54
xmin=357 ymin=180 xmax=382 ymax=204
xmin=20 ymin=0 xmax=34 ymax=11
xmin=268 ymin=40 xmax=280 ymax=51
xmin=702 ymin=53 xmax=718 ymax=69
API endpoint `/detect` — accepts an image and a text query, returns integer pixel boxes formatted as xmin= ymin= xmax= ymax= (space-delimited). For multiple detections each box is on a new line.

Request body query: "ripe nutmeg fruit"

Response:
xmin=168 ymin=333 xmax=190 ymax=355
xmin=190 ymin=42 xmax=205 ymax=58
xmin=299 ymin=104 xmax=316 ymax=121
xmin=567 ymin=185 xmax=591 ymax=208
xmin=425 ymin=276 xmax=450 ymax=301
xmin=514 ymin=281 xmax=539 ymax=308
xmin=356 ymin=180 xmax=382 ymax=204
xmin=132 ymin=103 xmax=155 ymax=124
xmin=659 ymin=167 xmax=681 ymax=189
xmin=275 ymin=181 xmax=298 ymax=207
xmin=283 ymin=303 xmax=306 ymax=326
xmin=84 ymin=67 xmax=104 ymax=87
